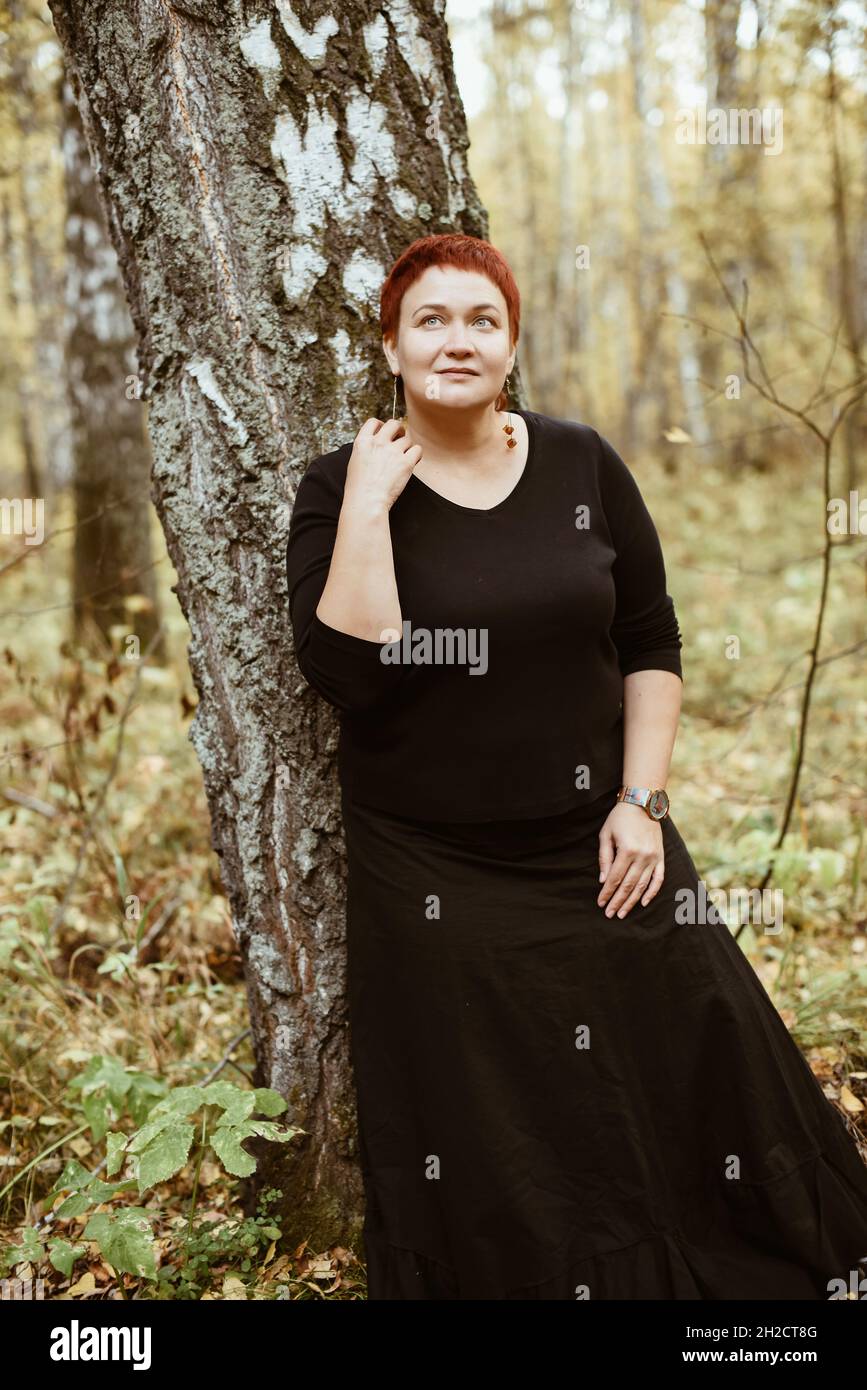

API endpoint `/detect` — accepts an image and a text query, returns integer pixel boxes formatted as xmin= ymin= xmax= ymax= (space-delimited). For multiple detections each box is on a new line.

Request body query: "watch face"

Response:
xmin=648 ymin=789 xmax=669 ymax=819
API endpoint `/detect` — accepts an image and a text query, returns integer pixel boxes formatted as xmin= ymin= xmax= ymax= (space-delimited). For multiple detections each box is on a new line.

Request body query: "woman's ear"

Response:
xmin=382 ymin=335 xmax=399 ymax=376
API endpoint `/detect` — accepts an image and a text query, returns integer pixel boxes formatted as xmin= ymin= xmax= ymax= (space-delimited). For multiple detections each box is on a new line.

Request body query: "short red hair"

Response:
xmin=380 ymin=233 xmax=521 ymax=352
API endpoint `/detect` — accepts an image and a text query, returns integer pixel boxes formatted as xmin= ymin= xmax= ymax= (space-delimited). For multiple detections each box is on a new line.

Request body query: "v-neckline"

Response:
xmin=406 ymin=409 xmax=536 ymax=516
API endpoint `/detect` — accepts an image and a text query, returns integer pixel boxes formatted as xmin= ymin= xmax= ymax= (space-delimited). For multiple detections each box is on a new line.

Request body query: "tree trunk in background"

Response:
xmin=3 ymin=0 xmax=47 ymax=501
xmin=549 ymin=0 xmax=580 ymax=418
xmin=826 ymin=43 xmax=864 ymax=497
xmin=47 ymin=0 xmax=501 ymax=1250
xmin=61 ymin=64 xmax=165 ymax=659
xmin=14 ymin=177 xmax=51 ymax=498
xmin=491 ymin=0 xmax=538 ymax=406
xmin=627 ymin=0 xmax=708 ymax=468
xmin=699 ymin=0 xmax=740 ymax=467
xmin=858 ymin=114 xmax=867 ymax=493
xmin=623 ymin=0 xmax=657 ymax=457
xmin=5 ymin=0 xmax=72 ymax=498
xmin=0 ymin=190 xmax=42 ymax=500
xmin=573 ymin=32 xmax=600 ymax=425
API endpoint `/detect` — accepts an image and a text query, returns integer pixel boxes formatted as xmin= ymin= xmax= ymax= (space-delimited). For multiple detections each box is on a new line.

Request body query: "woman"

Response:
xmin=285 ymin=233 xmax=867 ymax=1300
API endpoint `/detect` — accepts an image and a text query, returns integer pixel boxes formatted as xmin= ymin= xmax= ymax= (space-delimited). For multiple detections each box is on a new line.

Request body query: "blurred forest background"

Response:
xmin=0 ymin=0 xmax=865 ymax=1299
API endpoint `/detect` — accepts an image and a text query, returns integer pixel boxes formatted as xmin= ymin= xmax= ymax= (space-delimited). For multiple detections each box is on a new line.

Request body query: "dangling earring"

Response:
xmin=500 ymin=377 xmax=516 ymax=448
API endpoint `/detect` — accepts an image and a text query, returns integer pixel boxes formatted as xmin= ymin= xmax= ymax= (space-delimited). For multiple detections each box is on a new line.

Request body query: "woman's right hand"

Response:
xmin=344 ymin=417 xmax=422 ymax=512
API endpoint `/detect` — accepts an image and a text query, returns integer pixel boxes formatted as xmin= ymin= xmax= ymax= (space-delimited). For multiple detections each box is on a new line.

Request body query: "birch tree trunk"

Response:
xmin=491 ymin=0 xmax=539 ymax=405
xmin=47 ymin=0 xmax=494 ymax=1250
xmin=0 ymin=188 xmax=42 ymax=499
xmin=4 ymin=0 xmax=71 ymax=499
xmin=699 ymin=0 xmax=745 ymax=469
xmin=826 ymin=39 xmax=864 ymax=497
xmin=627 ymin=0 xmax=709 ymax=462
xmin=548 ymin=0 xmax=580 ymax=419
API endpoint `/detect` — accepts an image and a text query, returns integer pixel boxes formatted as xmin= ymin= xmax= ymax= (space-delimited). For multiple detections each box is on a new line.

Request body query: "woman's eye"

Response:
xmin=421 ymin=315 xmax=494 ymax=327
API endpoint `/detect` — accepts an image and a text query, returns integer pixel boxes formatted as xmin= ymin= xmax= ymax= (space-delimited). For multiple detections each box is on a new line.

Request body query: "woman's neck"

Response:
xmin=399 ymin=405 xmax=513 ymax=471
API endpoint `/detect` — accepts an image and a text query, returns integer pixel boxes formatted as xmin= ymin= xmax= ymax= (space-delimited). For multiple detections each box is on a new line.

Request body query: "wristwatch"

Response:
xmin=616 ymin=786 xmax=670 ymax=821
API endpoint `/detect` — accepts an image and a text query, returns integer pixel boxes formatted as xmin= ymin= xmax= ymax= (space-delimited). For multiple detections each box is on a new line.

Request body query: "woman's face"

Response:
xmin=383 ymin=264 xmax=516 ymax=414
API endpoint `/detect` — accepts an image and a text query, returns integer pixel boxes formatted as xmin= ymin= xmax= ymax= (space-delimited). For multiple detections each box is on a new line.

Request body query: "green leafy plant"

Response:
xmin=0 ymin=1223 xmax=87 ymax=1279
xmin=2 ymin=1059 xmax=302 ymax=1290
xmin=152 ymin=1187 xmax=285 ymax=1299
xmin=67 ymin=1054 xmax=170 ymax=1140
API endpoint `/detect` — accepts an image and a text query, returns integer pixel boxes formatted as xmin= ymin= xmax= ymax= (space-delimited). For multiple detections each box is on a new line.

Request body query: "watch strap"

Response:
xmin=617 ymin=786 xmax=652 ymax=808
xmin=617 ymin=786 xmax=670 ymax=820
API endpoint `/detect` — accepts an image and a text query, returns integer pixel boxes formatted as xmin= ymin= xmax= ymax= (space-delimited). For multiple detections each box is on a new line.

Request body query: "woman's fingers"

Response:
xmin=640 ymin=860 xmax=665 ymax=908
xmin=597 ymin=848 xmax=646 ymax=912
xmin=597 ymin=851 xmax=661 ymax=918
xmin=611 ymin=865 xmax=656 ymax=919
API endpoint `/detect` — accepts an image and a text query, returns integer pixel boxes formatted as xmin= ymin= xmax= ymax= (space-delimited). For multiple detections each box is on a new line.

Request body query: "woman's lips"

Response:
xmin=439 ymin=369 xmax=477 ymax=375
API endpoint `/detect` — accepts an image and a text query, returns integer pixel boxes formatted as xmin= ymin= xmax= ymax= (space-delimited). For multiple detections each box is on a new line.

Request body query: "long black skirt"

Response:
xmin=340 ymin=788 xmax=867 ymax=1300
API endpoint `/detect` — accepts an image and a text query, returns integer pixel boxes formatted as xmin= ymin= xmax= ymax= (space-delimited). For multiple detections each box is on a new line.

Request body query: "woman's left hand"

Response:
xmin=597 ymin=803 xmax=665 ymax=919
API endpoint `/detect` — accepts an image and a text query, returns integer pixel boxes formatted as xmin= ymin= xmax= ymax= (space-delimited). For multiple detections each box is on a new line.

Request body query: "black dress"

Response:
xmin=286 ymin=410 xmax=867 ymax=1299
xmin=341 ymin=790 xmax=867 ymax=1299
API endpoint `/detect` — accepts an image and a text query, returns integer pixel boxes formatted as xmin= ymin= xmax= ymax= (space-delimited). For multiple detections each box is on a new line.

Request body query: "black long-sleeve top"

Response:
xmin=286 ymin=409 xmax=683 ymax=822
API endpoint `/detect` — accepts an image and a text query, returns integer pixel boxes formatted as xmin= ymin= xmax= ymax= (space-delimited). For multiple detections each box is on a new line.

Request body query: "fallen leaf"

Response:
xmin=222 ymin=1275 xmax=247 ymax=1300
xmin=68 ymin=1272 xmax=96 ymax=1296
xmin=840 ymin=1085 xmax=864 ymax=1114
